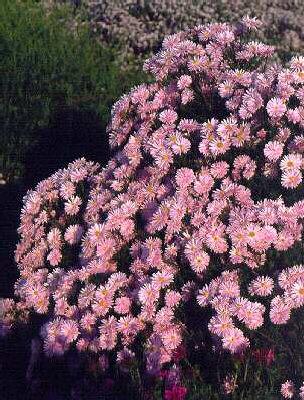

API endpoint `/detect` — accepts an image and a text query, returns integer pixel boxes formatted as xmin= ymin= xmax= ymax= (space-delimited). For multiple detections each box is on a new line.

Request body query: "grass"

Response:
xmin=0 ymin=0 xmax=146 ymax=181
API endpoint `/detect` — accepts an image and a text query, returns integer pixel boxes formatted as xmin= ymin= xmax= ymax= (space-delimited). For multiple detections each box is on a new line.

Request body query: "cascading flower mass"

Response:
xmin=2 ymin=17 xmax=304 ymax=388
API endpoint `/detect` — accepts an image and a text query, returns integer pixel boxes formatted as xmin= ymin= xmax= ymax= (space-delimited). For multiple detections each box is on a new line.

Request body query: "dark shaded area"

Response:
xmin=23 ymin=105 xmax=110 ymax=187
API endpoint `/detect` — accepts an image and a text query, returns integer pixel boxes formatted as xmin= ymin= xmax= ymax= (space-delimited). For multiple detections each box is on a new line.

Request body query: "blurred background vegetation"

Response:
xmin=0 ymin=0 xmax=147 ymax=183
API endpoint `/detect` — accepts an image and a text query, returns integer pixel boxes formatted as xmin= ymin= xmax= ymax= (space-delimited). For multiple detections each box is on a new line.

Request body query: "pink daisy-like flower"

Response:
xmin=114 ymin=296 xmax=131 ymax=315
xmin=64 ymin=196 xmax=82 ymax=216
xmin=159 ymin=109 xmax=178 ymax=125
xmin=165 ymin=290 xmax=181 ymax=308
xmin=47 ymin=228 xmax=62 ymax=249
xmin=64 ymin=224 xmax=83 ymax=245
xmin=210 ymin=161 xmax=229 ymax=179
xmin=281 ymin=170 xmax=302 ymax=189
xmin=177 ymin=74 xmax=192 ymax=90
xmin=47 ymin=248 xmax=62 ymax=267
xmin=290 ymin=280 xmax=304 ymax=307
xmin=281 ymin=380 xmax=294 ymax=399
xmin=266 ymin=97 xmax=286 ymax=119
xmin=190 ymin=251 xmax=210 ymax=274
xmin=175 ymin=168 xmax=195 ymax=188
xmin=270 ymin=296 xmax=291 ymax=324
xmin=264 ymin=141 xmax=284 ymax=161
xmin=248 ymin=276 xmax=274 ymax=297
xmin=161 ymin=327 xmax=182 ymax=350
xmin=222 ymin=327 xmax=249 ymax=353
xmin=280 ymin=154 xmax=303 ymax=172
xmin=61 ymin=320 xmax=79 ymax=343
xmin=299 ymin=382 xmax=304 ymax=399
xmin=209 ymin=137 xmax=230 ymax=156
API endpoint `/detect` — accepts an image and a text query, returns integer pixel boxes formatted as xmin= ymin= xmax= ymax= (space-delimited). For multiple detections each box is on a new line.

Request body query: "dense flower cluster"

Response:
xmin=2 ymin=18 xmax=304 ymax=388
xmin=84 ymin=0 xmax=304 ymax=65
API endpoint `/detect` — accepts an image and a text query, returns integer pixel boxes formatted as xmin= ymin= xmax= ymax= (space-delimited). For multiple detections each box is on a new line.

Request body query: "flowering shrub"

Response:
xmin=85 ymin=0 xmax=304 ymax=65
xmin=2 ymin=16 xmax=304 ymax=397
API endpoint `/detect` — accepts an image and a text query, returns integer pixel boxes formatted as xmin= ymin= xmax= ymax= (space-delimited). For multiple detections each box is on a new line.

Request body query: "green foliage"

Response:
xmin=0 ymin=0 xmax=145 ymax=181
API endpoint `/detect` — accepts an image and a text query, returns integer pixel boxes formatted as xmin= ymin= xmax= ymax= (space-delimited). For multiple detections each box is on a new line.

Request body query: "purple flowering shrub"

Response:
xmin=2 ymin=17 xmax=304 ymax=397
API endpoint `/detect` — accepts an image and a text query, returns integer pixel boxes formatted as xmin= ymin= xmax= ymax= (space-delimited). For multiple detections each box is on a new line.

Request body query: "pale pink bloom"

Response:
xmin=64 ymin=224 xmax=83 ymax=245
xmin=70 ymin=167 xmax=88 ymax=183
xmin=92 ymin=287 xmax=113 ymax=316
xmin=249 ymin=276 xmax=274 ymax=297
xmin=241 ymin=15 xmax=262 ymax=30
xmin=266 ymin=97 xmax=286 ymax=118
xmin=194 ymin=170 xmax=214 ymax=194
xmin=88 ymin=223 xmax=105 ymax=245
xmin=80 ymin=312 xmax=96 ymax=332
xmin=189 ymin=251 xmax=210 ymax=274
xmin=210 ymin=161 xmax=229 ymax=179
xmin=152 ymin=271 xmax=174 ymax=289
xmin=280 ymin=154 xmax=303 ymax=171
xmin=64 ymin=196 xmax=82 ymax=216
xmin=232 ymin=124 xmax=250 ymax=147
xmin=219 ymin=80 xmax=234 ymax=98
xmin=159 ymin=109 xmax=178 ymax=125
xmin=237 ymin=301 xmax=265 ymax=329
xmin=222 ymin=327 xmax=249 ymax=353
xmin=114 ymin=296 xmax=131 ymax=315
xmin=165 ymin=290 xmax=181 ymax=308
xmin=290 ymin=280 xmax=304 ymax=307
xmin=197 ymin=285 xmax=212 ymax=307
xmin=138 ymin=283 xmax=158 ymax=305
xmin=175 ymin=167 xmax=195 ymax=188
xmin=281 ymin=170 xmax=302 ymax=189
xmin=270 ymin=296 xmax=291 ymax=324
xmin=217 ymin=118 xmax=238 ymax=138
xmin=47 ymin=228 xmax=62 ymax=249
xmin=209 ymin=314 xmax=234 ymax=336
xmin=209 ymin=137 xmax=230 ymax=156
xmin=290 ymin=56 xmax=304 ymax=70
xmin=177 ymin=75 xmax=192 ymax=90
xmin=47 ymin=249 xmax=62 ymax=266
xmin=287 ymin=108 xmax=301 ymax=124
xmin=264 ymin=141 xmax=284 ymax=161
xmin=281 ymin=380 xmax=294 ymax=399
xmin=161 ymin=327 xmax=182 ymax=350
xmin=171 ymin=135 xmax=191 ymax=155
xmin=61 ymin=320 xmax=79 ymax=343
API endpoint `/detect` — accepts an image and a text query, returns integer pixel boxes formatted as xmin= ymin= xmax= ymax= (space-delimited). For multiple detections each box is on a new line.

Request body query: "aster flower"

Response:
xmin=281 ymin=380 xmax=295 ymax=399
xmin=248 ymin=276 xmax=274 ymax=297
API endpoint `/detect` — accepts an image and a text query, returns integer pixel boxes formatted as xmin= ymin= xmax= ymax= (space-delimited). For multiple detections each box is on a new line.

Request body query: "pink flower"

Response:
xmin=114 ymin=296 xmax=131 ymax=315
xmin=266 ymin=97 xmax=287 ymax=118
xmin=64 ymin=224 xmax=83 ymax=245
xmin=177 ymin=75 xmax=192 ymax=90
xmin=280 ymin=154 xmax=303 ymax=171
xmin=281 ymin=380 xmax=294 ymax=399
xmin=161 ymin=328 xmax=182 ymax=350
xmin=281 ymin=170 xmax=302 ymax=189
xmin=270 ymin=296 xmax=291 ymax=324
xmin=264 ymin=141 xmax=284 ymax=161
xmin=175 ymin=168 xmax=195 ymax=188
xmin=159 ymin=109 xmax=178 ymax=125
xmin=64 ymin=195 xmax=82 ymax=216
xmin=248 ymin=276 xmax=274 ymax=297
xmin=47 ymin=248 xmax=62 ymax=266
xmin=222 ymin=327 xmax=249 ymax=353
